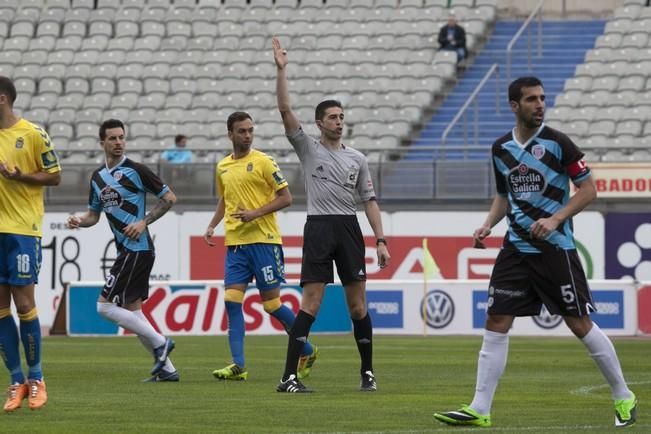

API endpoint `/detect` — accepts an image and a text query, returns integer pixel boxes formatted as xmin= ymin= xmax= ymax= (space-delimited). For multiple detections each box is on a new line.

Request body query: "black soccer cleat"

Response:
xmin=276 ymin=374 xmax=313 ymax=393
xmin=359 ymin=370 xmax=377 ymax=392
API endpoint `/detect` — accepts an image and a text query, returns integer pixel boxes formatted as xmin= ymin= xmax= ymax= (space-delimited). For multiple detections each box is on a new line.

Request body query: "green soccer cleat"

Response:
xmin=212 ymin=364 xmax=248 ymax=381
xmin=614 ymin=393 xmax=637 ymax=428
xmin=297 ymin=346 xmax=319 ymax=380
xmin=434 ymin=404 xmax=491 ymax=427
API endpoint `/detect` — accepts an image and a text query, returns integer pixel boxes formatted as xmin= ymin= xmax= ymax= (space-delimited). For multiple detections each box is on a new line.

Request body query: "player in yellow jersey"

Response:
xmin=0 ymin=76 xmax=61 ymax=412
xmin=204 ymin=112 xmax=318 ymax=381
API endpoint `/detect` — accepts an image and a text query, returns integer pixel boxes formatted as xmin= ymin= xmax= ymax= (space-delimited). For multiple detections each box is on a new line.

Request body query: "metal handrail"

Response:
xmin=506 ymin=0 xmax=544 ymax=83
xmin=440 ymin=63 xmax=500 ymax=148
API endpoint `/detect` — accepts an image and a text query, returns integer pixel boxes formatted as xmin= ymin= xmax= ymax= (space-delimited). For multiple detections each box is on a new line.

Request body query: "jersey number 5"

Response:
xmin=560 ymin=284 xmax=575 ymax=304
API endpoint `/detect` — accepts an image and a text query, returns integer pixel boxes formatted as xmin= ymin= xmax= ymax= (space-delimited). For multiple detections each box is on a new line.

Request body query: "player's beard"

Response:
xmin=521 ymin=111 xmax=543 ymax=129
xmin=233 ymin=141 xmax=252 ymax=154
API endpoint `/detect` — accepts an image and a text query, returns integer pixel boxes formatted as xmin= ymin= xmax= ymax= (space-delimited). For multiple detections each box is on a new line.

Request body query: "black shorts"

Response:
xmin=101 ymin=250 xmax=155 ymax=306
xmin=300 ymin=215 xmax=366 ymax=286
xmin=487 ymin=247 xmax=595 ymax=317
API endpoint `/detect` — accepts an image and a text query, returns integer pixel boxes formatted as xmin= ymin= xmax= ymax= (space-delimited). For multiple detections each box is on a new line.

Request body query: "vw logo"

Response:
xmin=420 ymin=290 xmax=455 ymax=329
xmin=532 ymin=305 xmax=563 ymax=329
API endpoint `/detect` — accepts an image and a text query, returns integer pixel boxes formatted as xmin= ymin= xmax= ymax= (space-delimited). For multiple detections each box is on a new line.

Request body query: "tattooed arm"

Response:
xmin=144 ymin=190 xmax=177 ymax=225
xmin=123 ymin=190 xmax=177 ymax=240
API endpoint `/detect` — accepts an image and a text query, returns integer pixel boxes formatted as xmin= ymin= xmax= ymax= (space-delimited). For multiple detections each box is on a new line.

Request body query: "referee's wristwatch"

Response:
xmin=376 ymin=238 xmax=387 ymax=246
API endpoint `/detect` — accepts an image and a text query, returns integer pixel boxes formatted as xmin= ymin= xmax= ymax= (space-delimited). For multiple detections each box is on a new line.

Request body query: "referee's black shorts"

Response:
xmin=101 ymin=249 xmax=155 ymax=306
xmin=300 ymin=215 xmax=366 ymax=287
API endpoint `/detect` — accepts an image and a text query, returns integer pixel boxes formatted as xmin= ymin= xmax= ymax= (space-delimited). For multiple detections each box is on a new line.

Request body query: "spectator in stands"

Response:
xmin=66 ymin=119 xmax=179 ymax=383
xmin=434 ymin=77 xmax=637 ymax=429
xmin=0 ymin=76 xmax=61 ymax=412
xmin=203 ymin=111 xmax=318 ymax=382
xmin=161 ymin=134 xmax=192 ymax=164
xmin=438 ymin=13 xmax=467 ymax=63
xmin=272 ymin=37 xmax=391 ymax=393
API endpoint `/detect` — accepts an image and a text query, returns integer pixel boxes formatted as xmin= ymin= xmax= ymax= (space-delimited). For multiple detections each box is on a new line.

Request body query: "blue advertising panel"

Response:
xmin=68 ymin=282 xmax=352 ymax=335
xmin=472 ymin=290 xmax=488 ymax=329
xmin=366 ymin=290 xmax=403 ymax=328
xmin=472 ymin=289 xmax=625 ymax=330
xmin=590 ymin=291 xmax=624 ymax=329
xmin=310 ymin=284 xmax=351 ymax=333
xmin=68 ymin=285 xmax=113 ymax=335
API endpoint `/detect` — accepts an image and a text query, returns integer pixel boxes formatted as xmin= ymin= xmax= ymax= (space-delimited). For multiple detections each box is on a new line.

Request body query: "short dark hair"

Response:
xmin=99 ymin=119 xmax=125 ymax=140
xmin=174 ymin=134 xmax=187 ymax=144
xmin=315 ymin=99 xmax=342 ymax=121
xmin=227 ymin=111 xmax=253 ymax=132
xmin=508 ymin=77 xmax=543 ymax=103
xmin=0 ymin=76 xmax=17 ymax=105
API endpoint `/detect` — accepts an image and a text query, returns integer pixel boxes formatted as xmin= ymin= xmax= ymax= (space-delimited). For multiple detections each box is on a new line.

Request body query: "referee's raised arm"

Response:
xmin=272 ymin=37 xmax=300 ymax=134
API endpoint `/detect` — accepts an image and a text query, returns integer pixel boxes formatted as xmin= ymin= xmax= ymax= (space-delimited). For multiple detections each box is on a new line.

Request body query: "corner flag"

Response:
xmin=422 ymin=238 xmax=440 ymax=280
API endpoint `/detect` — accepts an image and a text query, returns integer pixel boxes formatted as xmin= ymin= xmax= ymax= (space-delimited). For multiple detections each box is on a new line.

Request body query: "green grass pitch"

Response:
xmin=4 ymin=335 xmax=650 ymax=433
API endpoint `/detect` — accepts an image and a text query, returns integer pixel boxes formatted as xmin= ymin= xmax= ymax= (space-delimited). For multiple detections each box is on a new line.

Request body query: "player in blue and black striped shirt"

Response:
xmin=435 ymin=77 xmax=637 ymax=428
xmin=67 ymin=119 xmax=179 ymax=382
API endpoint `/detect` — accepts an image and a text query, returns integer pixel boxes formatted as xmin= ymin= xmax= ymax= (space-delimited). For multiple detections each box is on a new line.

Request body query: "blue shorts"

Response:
xmin=0 ymin=234 xmax=42 ymax=286
xmin=224 ymin=243 xmax=285 ymax=291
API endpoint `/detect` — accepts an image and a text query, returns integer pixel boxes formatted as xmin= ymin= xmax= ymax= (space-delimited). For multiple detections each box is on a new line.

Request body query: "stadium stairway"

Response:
xmin=412 ymin=20 xmax=607 ymax=160
xmin=377 ymin=20 xmax=606 ymax=199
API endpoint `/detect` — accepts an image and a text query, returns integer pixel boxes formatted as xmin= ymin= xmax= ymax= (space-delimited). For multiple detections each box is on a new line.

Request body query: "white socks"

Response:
xmin=132 ymin=310 xmax=176 ymax=372
xmin=466 ymin=322 xmax=632 ymax=415
xmin=97 ymin=302 xmax=166 ymax=349
xmin=581 ymin=322 xmax=632 ymax=400
xmin=470 ymin=330 xmax=509 ymax=415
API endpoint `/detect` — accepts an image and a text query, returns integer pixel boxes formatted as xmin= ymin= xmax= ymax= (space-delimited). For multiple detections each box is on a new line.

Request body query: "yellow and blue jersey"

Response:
xmin=0 ymin=118 xmax=61 ymax=237
xmin=88 ymin=157 xmax=169 ymax=252
xmin=216 ymin=149 xmax=288 ymax=246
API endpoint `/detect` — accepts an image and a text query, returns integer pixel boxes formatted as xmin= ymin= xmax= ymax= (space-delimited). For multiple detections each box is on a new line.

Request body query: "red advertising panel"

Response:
xmin=588 ymin=163 xmax=651 ymax=198
xmin=190 ymin=235 xmax=504 ymax=280
xmin=638 ymin=285 xmax=651 ymax=334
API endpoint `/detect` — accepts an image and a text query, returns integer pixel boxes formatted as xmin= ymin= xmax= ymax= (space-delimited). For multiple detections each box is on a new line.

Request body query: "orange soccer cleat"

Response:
xmin=27 ymin=379 xmax=47 ymax=410
xmin=3 ymin=383 xmax=28 ymax=413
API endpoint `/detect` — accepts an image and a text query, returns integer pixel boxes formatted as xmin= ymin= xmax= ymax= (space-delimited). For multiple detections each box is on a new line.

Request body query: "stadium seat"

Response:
xmin=616 ymin=120 xmax=643 ymax=136
xmin=104 ymin=108 xmax=130 ymax=122
xmin=581 ymin=90 xmax=611 ymax=107
xmin=83 ymin=93 xmax=111 ymax=110
xmin=0 ymin=65 xmax=14 ymax=78
xmin=568 ymin=106 xmax=597 ymax=122
xmin=141 ymin=78 xmax=167 ymax=94
xmin=618 ymin=76 xmax=645 ymax=92
xmin=76 ymin=108 xmax=103 ymax=124
xmin=24 ymin=108 xmax=50 ymax=126
xmin=138 ymin=92 xmax=167 ymax=109
xmin=49 ymin=123 xmax=74 ymax=141
xmin=35 ymin=22 xmax=59 ymax=38
xmin=63 ymin=78 xmax=89 ymax=96
xmin=141 ymin=20 xmax=165 ymax=38
xmin=73 ymin=50 xmax=101 ymax=66
xmin=110 ymin=93 xmax=139 ymax=110
xmin=77 ymin=122 xmax=99 ymax=138
xmin=564 ymin=76 xmax=592 ymax=92
xmin=128 ymin=109 xmax=156 ymax=124
xmin=14 ymin=76 xmax=37 ymax=94
xmin=82 ymin=35 xmax=110 ymax=51
xmin=53 ymin=93 xmax=85 ymax=112
xmin=89 ymin=78 xmax=115 ymax=95
xmin=22 ymin=50 xmax=48 ymax=66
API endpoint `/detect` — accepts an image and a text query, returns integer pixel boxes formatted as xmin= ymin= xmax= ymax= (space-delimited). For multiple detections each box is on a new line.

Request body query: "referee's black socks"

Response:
xmin=352 ymin=313 xmax=373 ymax=374
xmin=282 ymin=310 xmax=315 ymax=381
